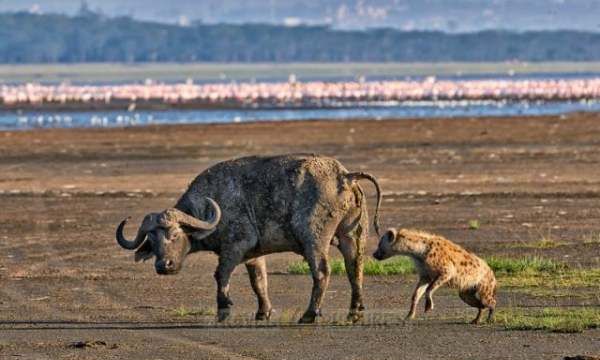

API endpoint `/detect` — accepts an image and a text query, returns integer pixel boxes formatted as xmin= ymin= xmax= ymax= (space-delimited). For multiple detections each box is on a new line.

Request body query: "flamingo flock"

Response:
xmin=2 ymin=77 xmax=600 ymax=109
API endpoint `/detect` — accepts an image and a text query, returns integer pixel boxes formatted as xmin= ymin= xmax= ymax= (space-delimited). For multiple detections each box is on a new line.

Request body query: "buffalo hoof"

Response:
xmin=255 ymin=309 xmax=272 ymax=321
xmin=346 ymin=311 xmax=364 ymax=323
xmin=217 ymin=308 xmax=231 ymax=322
xmin=298 ymin=310 xmax=320 ymax=324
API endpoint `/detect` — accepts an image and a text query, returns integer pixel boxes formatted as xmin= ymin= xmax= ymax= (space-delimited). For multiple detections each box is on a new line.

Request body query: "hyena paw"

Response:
xmin=424 ymin=299 xmax=434 ymax=312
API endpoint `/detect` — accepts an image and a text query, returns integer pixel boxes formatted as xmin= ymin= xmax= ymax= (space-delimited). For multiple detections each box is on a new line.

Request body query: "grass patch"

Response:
xmin=511 ymin=287 xmax=599 ymax=299
xmin=509 ymin=226 xmax=569 ymax=249
xmin=363 ymin=257 xmax=414 ymax=275
xmin=487 ymin=256 xmax=566 ymax=275
xmin=510 ymin=239 xmax=569 ymax=249
xmin=287 ymin=257 xmax=414 ymax=276
xmin=531 ymin=238 xmax=567 ymax=248
xmin=583 ymin=232 xmax=600 ymax=245
xmin=287 ymin=256 xmax=600 ymax=290
xmin=278 ymin=308 xmax=303 ymax=323
xmin=487 ymin=257 xmax=600 ymax=288
xmin=468 ymin=219 xmax=480 ymax=230
xmin=499 ymin=267 xmax=600 ymax=288
xmin=172 ymin=306 xmax=214 ymax=317
xmin=496 ymin=307 xmax=600 ymax=333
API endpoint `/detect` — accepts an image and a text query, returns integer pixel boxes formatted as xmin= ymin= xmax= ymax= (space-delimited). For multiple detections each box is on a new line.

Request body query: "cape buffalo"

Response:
xmin=116 ymin=154 xmax=381 ymax=323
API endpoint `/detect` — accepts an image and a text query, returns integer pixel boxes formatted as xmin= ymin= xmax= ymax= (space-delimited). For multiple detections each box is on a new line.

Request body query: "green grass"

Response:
xmin=172 ymin=306 xmax=215 ymax=317
xmin=285 ymin=255 xmax=600 ymax=334
xmin=511 ymin=287 xmax=599 ymax=299
xmin=500 ymin=267 xmax=600 ymax=288
xmin=583 ymin=232 xmax=600 ymax=245
xmin=288 ymin=256 xmax=567 ymax=277
xmin=278 ymin=308 xmax=304 ymax=323
xmin=287 ymin=257 xmax=414 ymax=276
xmin=487 ymin=256 xmax=566 ymax=275
xmin=496 ymin=307 xmax=600 ymax=333
xmin=286 ymin=256 xmax=600 ymax=291
xmin=509 ymin=239 xmax=569 ymax=249
xmin=486 ymin=257 xmax=600 ymax=288
xmin=468 ymin=219 xmax=480 ymax=230
xmin=507 ymin=226 xmax=570 ymax=249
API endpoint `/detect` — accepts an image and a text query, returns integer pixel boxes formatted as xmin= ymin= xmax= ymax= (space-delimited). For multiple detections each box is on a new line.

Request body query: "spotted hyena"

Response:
xmin=373 ymin=228 xmax=497 ymax=324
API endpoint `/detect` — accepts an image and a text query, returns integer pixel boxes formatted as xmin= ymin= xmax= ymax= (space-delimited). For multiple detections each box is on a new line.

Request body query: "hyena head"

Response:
xmin=373 ymin=228 xmax=400 ymax=260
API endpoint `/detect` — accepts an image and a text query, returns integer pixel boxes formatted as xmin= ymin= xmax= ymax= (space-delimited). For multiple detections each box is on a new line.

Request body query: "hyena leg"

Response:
xmin=245 ymin=256 xmax=272 ymax=321
xmin=459 ymin=288 xmax=485 ymax=324
xmin=460 ymin=284 xmax=497 ymax=324
xmin=424 ymin=273 xmax=452 ymax=313
xmin=481 ymin=288 xmax=497 ymax=323
xmin=487 ymin=307 xmax=496 ymax=323
xmin=407 ymin=277 xmax=429 ymax=320
xmin=472 ymin=308 xmax=484 ymax=324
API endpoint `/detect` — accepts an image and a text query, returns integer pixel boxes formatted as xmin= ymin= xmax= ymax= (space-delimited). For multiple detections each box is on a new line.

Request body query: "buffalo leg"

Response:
xmin=299 ymin=244 xmax=332 ymax=324
xmin=214 ymin=254 xmax=241 ymax=322
xmin=337 ymin=223 xmax=367 ymax=322
xmin=245 ymin=256 xmax=272 ymax=320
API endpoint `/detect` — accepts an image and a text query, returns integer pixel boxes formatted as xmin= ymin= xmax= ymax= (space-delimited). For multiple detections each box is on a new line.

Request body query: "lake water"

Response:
xmin=1 ymin=99 xmax=600 ymax=130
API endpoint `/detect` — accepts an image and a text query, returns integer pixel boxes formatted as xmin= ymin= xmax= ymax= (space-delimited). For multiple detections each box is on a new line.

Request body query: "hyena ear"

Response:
xmin=384 ymin=228 xmax=397 ymax=242
xmin=134 ymin=240 xmax=154 ymax=262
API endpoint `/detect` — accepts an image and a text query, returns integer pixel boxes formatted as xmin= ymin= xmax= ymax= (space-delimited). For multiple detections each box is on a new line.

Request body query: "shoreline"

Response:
xmin=2 ymin=97 xmax=600 ymax=113
xmin=2 ymin=107 xmax=600 ymax=132
xmin=0 ymin=111 xmax=597 ymax=136
xmin=2 ymin=113 xmax=599 ymax=133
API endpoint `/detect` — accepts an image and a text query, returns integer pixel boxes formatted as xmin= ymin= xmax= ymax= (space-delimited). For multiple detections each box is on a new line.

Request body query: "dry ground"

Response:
xmin=0 ymin=114 xmax=599 ymax=359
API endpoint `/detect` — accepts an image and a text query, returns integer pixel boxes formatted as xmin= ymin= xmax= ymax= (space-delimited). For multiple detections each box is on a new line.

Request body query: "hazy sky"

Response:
xmin=1 ymin=0 xmax=599 ymax=32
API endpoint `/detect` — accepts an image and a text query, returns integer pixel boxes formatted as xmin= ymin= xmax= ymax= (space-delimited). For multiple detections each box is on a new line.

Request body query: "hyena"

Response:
xmin=373 ymin=228 xmax=497 ymax=324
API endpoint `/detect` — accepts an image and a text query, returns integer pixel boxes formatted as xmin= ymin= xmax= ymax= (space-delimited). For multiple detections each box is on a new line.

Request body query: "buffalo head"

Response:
xmin=116 ymin=198 xmax=221 ymax=275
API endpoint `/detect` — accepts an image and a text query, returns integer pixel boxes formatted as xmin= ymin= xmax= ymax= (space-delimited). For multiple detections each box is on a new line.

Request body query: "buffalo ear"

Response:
xmin=134 ymin=241 xmax=154 ymax=262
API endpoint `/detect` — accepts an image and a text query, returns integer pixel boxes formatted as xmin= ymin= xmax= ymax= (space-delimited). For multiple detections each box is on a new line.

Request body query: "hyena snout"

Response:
xmin=372 ymin=249 xmax=385 ymax=260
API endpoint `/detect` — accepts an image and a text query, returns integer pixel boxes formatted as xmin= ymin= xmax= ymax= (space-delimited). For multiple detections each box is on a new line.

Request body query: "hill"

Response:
xmin=1 ymin=12 xmax=600 ymax=63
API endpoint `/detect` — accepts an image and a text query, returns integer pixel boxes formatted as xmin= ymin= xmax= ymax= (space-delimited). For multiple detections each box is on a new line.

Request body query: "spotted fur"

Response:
xmin=373 ymin=228 xmax=497 ymax=324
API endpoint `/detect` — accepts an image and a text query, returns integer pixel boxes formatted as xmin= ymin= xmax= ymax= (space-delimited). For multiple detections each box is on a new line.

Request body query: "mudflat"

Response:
xmin=1 ymin=114 xmax=599 ymax=359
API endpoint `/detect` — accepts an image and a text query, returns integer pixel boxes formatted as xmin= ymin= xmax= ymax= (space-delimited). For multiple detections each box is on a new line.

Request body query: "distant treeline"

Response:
xmin=2 ymin=12 xmax=600 ymax=63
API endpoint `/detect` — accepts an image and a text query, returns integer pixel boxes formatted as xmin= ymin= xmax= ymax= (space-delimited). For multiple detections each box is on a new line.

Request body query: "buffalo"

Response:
xmin=116 ymin=154 xmax=381 ymax=323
